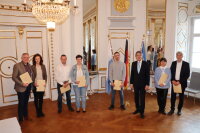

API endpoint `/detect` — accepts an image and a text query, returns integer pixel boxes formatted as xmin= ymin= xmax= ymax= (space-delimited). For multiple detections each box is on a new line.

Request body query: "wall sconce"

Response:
xmin=18 ymin=26 xmax=25 ymax=39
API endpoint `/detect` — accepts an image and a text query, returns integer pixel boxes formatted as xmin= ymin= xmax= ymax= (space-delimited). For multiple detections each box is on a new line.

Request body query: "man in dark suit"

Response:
xmin=130 ymin=51 xmax=150 ymax=118
xmin=12 ymin=53 xmax=34 ymax=122
xmin=168 ymin=51 xmax=190 ymax=116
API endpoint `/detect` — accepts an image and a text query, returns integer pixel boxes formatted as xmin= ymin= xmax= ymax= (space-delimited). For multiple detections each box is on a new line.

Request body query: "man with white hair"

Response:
xmin=12 ymin=53 xmax=34 ymax=122
xmin=168 ymin=51 xmax=190 ymax=116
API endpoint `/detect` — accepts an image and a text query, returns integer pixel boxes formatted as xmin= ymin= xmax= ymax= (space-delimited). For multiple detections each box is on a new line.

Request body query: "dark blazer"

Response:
xmin=130 ymin=61 xmax=150 ymax=88
xmin=31 ymin=64 xmax=47 ymax=83
xmin=170 ymin=61 xmax=190 ymax=89
xmin=12 ymin=62 xmax=34 ymax=92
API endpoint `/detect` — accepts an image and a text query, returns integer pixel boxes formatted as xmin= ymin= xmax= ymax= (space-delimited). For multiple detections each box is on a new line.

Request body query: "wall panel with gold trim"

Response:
xmin=0 ymin=25 xmax=49 ymax=106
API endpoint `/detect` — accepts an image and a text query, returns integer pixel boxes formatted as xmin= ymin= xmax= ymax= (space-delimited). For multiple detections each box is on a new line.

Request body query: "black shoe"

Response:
xmin=120 ymin=105 xmax=126 ymax=110
xmin=167 ymin=110 xmax=174 ymax=115
xmin=37 ymin=113 xmax=40 ymax=117
xmin=58 ymin=109 xmax=62 ymax=114
xmin=83 ymin=110 xmax=87 ymax=113
xmin=158 ymin=109 xmax=162 ymax=113
xmin=160 ymin=111 xmax=167 ymax=115
xmin=76 ymin=110 xmax=80 ymax=113
xmin=18 ymin=119 xmax=23 ymax=123
xmin=69 ymin=107 xmax=75 ymax=112
xmin=108 ymin=105 xmax=114 ymax=110
xmin=140 ymin=114 xmax=145 ymax=119
xmin=132 ymin=110 xmax=140 ymax=115
xmin=177 ymin=111 xmax=182 ymax=116
xmin=40 ymin=112 xmax=45 ymax=117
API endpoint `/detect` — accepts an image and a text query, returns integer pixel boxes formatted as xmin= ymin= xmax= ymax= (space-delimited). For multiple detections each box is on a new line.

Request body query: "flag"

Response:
xmin=141 ymin=41 xmax=146 ymax=61
xmin=106 ymin=39 xmax=113 ymax=94
xmin=124 ymin=39 xmax=129 ymax=88
xmin=88 ymin=39 xmax=91 ymax=70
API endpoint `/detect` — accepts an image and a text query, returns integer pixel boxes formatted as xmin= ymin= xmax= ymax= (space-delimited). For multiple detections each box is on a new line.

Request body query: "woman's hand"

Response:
xmin=159 ymin=84 xmax=164 ymax=87
xmin=76 ymin=81 xmax=80 ymax=84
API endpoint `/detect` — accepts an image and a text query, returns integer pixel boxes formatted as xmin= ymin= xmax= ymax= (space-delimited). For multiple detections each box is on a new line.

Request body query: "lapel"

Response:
xmin=180 ymin=61 xmax=184 ymax=77
xmin=174 ymin=61 xmax=177 ymax=74
xmin=20 ymin=62 xmax=26 ymax=74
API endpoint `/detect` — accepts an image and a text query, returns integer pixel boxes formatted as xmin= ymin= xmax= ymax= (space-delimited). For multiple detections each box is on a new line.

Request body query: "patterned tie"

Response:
xmin=137 ymin=61 xmax=141 ymax=73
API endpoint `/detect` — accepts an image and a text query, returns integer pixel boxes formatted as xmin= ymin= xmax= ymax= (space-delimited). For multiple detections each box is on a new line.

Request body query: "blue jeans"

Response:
xmin=111 ymin=87 xmax=124 ymax=106
xmin=73 ymin=85 xmax=87 ymax=109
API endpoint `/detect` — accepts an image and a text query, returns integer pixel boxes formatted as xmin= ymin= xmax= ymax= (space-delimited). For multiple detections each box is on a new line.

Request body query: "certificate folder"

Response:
xmin=158 ymin=73 xmax=168 ymax=85
xmin=114 ymin=80 xmax=122 ymax=91
xmin=77 ymin=76 xmax=86 ymax=87
xmin=173 ymin=84 xmax=182 ymax=93
xmin=20 ymin=72 xmax=32 ymax=84
xmin=36 ymin=80 xmax=46 ymax=92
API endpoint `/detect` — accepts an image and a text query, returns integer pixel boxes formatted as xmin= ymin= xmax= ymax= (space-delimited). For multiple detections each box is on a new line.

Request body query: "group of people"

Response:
xmin=12 ymin=53 xmax=89 ymax=122
xmin=147 ymin=45 xmax=165 ymax=71
xmin=12 ymin=50 xmax=190 ymax=122
xmin=108 ymin=51 xmax=190 ymax=119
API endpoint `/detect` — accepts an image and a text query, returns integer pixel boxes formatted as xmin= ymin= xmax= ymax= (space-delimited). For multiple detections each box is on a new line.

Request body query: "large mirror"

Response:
xmin=146 ymin=0 xmax=166 ymax=72
xmin=83 ymin=0 xmax=98 ymax=73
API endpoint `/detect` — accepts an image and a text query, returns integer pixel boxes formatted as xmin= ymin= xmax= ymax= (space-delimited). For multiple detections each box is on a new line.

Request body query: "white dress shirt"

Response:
xmin=55 ymin=63 xmax=72 ymax=85
xmin=137 ymin=61 xmax=142 ymax=73
xmin=175 ymin=61 xmax=182 ymax=80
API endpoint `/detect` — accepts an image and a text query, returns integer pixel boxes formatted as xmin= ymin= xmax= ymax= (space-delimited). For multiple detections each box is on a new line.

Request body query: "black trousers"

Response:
xmin=156 ymin=88 xmax=168 ymax=112
xmin=91 ymin=65 xmax=96 ymax=71
xmin=57 ymin=83 xmax=72 ymax=111
xmin=33 ymin=87 xmax=44 ymax=115
xmin=17 ymin=84 xmax=31 ymax=121
xmin=134 ymin=87 xmax=146 ymax=114
xmin=171 ymin=86 xmax=186 ymax=111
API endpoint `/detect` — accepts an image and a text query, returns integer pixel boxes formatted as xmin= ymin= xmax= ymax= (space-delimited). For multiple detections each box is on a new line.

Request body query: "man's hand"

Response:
xmin=34 ymin=83 xmax=38 ymax=87
xmin=111 ymin=82 xmax=115 ymax=87
xmin=172 ymin=80 xmax=180 ymax=86
xmin=176 ymin=81 xmax=180 ymax=85
xmin=23 ymin=83 xmax=29 ymax=87
xmin=120 ymin=82 xmax=124 ymax=88
xmin=63 ymin=83 xmax=69 ymax=88
xmin=130 ymin=84 xmax=134 ymax=90
xmin=145 ymin=85 xmax=150 ymax=90
xmin=172 ymin=80 xmax=176 ymax=85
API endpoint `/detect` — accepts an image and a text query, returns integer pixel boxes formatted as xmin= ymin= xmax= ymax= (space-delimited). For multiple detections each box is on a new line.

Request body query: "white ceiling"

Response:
xmin=148 ymin=0 xmax=166 ymax=10
xmin=83 ymin=0 xmax=96 ymax=14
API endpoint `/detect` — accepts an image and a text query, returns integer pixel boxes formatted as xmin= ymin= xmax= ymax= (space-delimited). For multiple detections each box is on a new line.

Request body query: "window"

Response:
xmin=189 ymin=17 xmax=200 ymax=71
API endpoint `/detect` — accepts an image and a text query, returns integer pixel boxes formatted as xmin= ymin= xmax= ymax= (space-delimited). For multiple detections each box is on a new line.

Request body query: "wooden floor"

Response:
xmin=0 ymin=91 xmax=200 ymax=133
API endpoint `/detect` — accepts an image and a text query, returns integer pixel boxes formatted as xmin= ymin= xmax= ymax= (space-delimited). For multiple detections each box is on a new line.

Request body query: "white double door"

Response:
xmin=0 ymin=25 xmax=50 ymax=106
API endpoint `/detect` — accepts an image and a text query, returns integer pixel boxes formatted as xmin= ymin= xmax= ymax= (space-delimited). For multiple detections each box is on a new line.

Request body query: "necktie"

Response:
xmin=137 ymin=61 xmax=141 ymax=73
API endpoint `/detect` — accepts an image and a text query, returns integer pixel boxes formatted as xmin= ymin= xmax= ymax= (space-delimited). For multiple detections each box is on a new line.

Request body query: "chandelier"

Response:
xmin=22 ymin=0 xmax=78 ymax=31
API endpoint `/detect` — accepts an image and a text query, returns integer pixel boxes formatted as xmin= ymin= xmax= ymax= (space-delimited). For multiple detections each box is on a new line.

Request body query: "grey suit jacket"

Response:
xmin=12 ymin=61 xmax=34 ymax=92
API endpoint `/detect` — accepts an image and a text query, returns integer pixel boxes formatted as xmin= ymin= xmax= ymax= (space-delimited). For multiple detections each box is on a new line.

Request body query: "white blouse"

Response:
xmin=36 ymin=65 xmax=43 ymax=81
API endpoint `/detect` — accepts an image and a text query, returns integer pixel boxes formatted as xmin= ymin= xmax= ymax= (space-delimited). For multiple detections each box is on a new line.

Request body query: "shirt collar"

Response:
xmin=177 ymin=60 xmax=183 ymax=64
xmin=160 ymin=66 xmax=167 ymax=69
